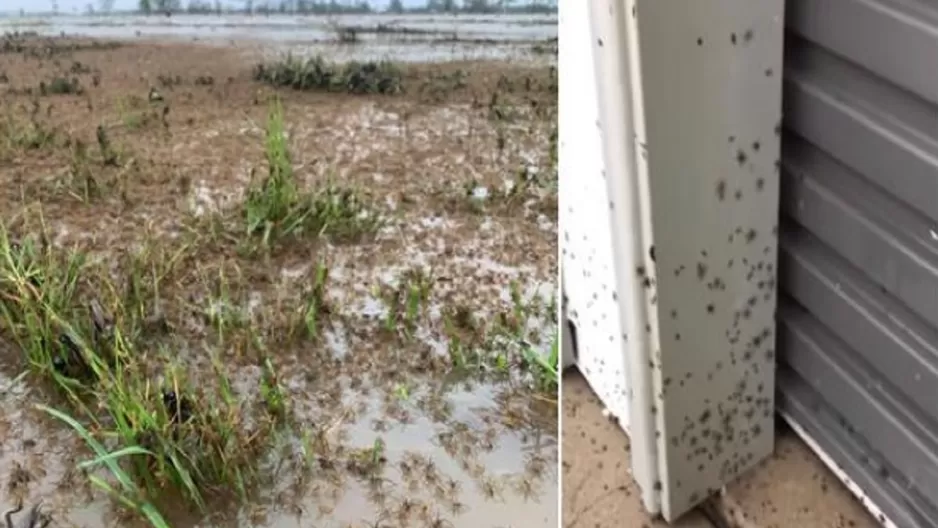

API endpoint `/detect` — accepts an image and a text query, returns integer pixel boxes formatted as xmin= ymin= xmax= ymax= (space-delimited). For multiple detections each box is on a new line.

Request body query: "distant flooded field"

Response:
xmin=1 ymin=13 xmax=558 ymax=63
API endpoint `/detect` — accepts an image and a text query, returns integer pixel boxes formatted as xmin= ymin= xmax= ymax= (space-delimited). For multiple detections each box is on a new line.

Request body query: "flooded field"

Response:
xmin=2 ymin=13 xmax=558 ymax=63
xmin=0 ymin=15 xmax=557 ymax=528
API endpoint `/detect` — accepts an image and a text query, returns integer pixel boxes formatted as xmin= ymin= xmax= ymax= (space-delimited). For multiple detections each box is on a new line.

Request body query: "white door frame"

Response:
xmin=561 ymin=0 xmax=786 ymax=521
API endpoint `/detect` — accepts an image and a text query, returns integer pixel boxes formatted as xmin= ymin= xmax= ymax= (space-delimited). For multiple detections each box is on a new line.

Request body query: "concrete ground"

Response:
xmin=562 ymin=371 xmax=880 ymax=528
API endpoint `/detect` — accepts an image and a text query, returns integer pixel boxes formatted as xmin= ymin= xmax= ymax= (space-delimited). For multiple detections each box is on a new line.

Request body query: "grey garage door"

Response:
xmin=776 ymin=0 xmax=938 ymax=527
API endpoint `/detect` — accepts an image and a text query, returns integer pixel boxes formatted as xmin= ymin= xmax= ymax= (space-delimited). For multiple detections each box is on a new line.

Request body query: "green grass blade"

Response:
xmin=36 ymin=404 xmax=172 ymax=528
xmin=77 ymin=445 xmax=154 ymax=471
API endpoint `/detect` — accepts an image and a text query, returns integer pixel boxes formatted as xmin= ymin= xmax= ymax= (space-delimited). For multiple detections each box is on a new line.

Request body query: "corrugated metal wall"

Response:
xmin=776 ymin=1 xmax=938 ymax=527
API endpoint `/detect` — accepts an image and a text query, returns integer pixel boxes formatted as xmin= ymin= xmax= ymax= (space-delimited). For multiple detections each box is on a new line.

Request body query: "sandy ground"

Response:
xmin=561 ymin=372 xmax=714 ymax=528
xmin=713 ymin=423 xmax=878 ymax=528
xmin=0 ymin=32 xmax=558 ymax=528
xmin=562 ymin=370 xmax=880 ymax=528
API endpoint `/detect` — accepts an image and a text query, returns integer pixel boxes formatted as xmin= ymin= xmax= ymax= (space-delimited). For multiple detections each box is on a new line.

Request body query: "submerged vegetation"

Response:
xmin=0 ymin=28 xmax=557 ymax=528
xmin=253 ymin=55 xmax=404 ymax=95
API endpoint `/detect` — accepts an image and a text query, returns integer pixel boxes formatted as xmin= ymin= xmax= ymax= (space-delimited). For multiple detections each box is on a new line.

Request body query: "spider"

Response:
xmin=426 ymin=510 xmax=455 ymax=528
xmin=3 ymin=500 xmax=51 ymax=528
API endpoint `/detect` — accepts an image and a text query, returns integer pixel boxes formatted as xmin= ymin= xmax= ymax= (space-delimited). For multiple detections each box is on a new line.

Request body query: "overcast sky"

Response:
xmin=5 ymin=0 xmax=427 ymax=14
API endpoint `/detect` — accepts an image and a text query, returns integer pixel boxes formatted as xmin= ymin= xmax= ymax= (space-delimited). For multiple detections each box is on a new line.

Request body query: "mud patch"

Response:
xmin=0 ymin=29 xmax=557 ymax=528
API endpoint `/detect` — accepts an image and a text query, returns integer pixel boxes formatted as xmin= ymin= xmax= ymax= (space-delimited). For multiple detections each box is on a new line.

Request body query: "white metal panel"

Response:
xmin=558 ymin=0 xmax=632 ymax=429
xmin=584 ymin=0 xmax=787 ymax=521
xmin=584 ymin=0 xmax=660 ymax=513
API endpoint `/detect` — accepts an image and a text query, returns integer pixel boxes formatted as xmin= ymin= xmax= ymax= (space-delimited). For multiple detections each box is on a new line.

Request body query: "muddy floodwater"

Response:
xmin=0 ymin=14 xmax=557 ymax=528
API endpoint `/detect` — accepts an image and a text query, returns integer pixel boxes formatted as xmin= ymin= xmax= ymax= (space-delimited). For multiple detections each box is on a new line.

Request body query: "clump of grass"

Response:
xmin=442 ymin=282 xmax=558 ymax=395
xmin=244 ymin=97 xmax=298 ymax=239
xmin=417 ymin=68 xmax=469 ymax=103
xmin=506 ymin=165 xmax=556 ymax=202
xmin=375 ymin=267 xmax=435 ymax=338
xmin=202 ymin=267 xmax=248 ymax=339
xmin=65 ymin=139 xmax=101 ymax=202
xmin=93 ymin=124 xmax=136 ymax=168
xmin=0 ymin=33 xmax=122 ymax=58
xmin=0 ymin=219 xmax=295 ymax=524
xmin=95 ymin=125 xmax=120 ymax=166
xmin=243 ymin=98 xmax=382 ymax=248
xmin=461 ymin=164 xmax=555 ymax=217
xmin=39 ymin=76 xmax=83 ymax=96
xmin=52 ymin=128 xmax=132 ymax=203
xmin=156 ymin=73 xmax=183 ymax=88
xmin=259 ymin=356 xmax=287 ymax=419
xmin=0 ymin=109 xmax=57 ymax=155
xmin=295 ymin=259 xmax=331 ymax=340
xmin=121 ymin=112 xmax=152 ymax=130
xmin=39 ymin=405 xmax=172 ymax=528
xmin=346 ymin=438 xmax=388 ymax=478
xmin=69 ymin=60 xmax=92 ymax=74
xmin=253 ymin=54 xmax=403 ymax=95
xmin=521 ymin=330 xmax=559 ymax=394
xmin=116 ymin=95 xmax=157 ymax=130
xmin=305 ymin=182 xmax=384 ymax=241
xmin=487 ymin=91 xmax=519 ymax=122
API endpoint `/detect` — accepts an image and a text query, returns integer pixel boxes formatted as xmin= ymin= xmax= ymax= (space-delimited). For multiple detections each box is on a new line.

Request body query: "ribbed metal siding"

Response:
xmin=777 ymin=0 xmax=938 ymax=527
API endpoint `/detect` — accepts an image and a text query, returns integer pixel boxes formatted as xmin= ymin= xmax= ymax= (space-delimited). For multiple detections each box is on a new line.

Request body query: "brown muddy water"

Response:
xmin=0 ymin=348 xmax=557 ymax=527
xmin=0 ymin=22 xmax=558 ymax=528
xmin=0 ymin=233 xmax=559 ymax=528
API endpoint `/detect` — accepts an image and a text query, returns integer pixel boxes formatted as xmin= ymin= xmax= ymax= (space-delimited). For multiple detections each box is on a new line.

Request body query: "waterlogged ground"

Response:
xmin=2 ymin=13 xmax=558 ymax=64
xmin=0 ymin=26 xmax=557 ymax=528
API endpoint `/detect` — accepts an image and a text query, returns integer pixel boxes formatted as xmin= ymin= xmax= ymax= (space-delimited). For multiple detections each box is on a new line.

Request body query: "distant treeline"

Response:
xmin=127 ymin=0 xmax=556 ymax=15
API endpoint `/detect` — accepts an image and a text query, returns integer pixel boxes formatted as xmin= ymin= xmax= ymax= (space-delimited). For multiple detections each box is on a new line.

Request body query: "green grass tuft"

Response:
xmin=243 ymin=97 xmax=382 ymax=249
